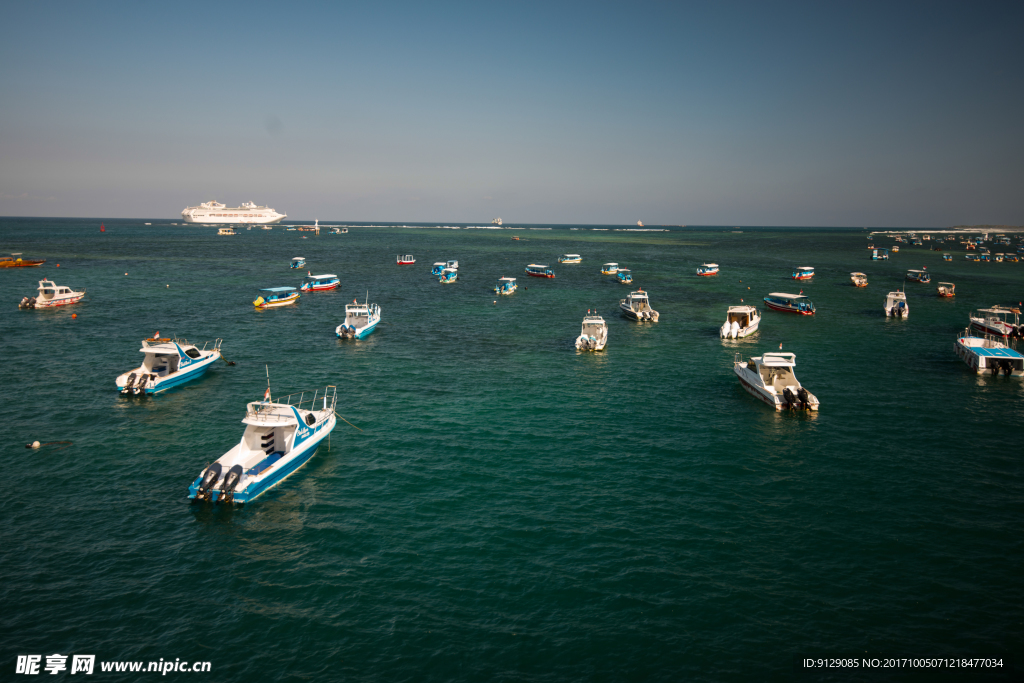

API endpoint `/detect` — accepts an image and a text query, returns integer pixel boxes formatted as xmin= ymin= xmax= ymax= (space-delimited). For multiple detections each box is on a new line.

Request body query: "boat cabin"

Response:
xmin=754 ymin=353 xmax=798 ymax=392
xmin=725 ymin=305 xmax=758 ymax=327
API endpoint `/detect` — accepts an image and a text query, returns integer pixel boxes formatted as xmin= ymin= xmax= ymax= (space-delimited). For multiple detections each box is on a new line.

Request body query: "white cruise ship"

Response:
xmin=181 ymin=201 xmax=286 ymax=224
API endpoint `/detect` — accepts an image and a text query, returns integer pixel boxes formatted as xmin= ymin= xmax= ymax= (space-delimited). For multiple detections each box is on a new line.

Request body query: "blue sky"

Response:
xmin=1 ymin=1 xmax=1021 ymax=225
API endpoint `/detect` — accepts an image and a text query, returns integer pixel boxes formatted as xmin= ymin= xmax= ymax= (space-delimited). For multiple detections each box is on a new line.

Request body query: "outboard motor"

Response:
xmin=783 ymin=387 xmax=799 ymax=408
xmin=122 ymin=373 xmax=137 ymax=394
xmin=731 ymin=321 xmax=740 ymax=339
xmin=220 ymin=464 xmax=244 ymax=504
xmin=19 ymin=296 xmax=36 ymax=309
xmin=797 ymin=387 xmax=810 ymax=408
xmin=134 ymin=374 xmax=149 ymax=394
xmin=196 ymin=462 xmax=223 ymax=501
xmin=720 ymin=322 xmax=729 ymax=338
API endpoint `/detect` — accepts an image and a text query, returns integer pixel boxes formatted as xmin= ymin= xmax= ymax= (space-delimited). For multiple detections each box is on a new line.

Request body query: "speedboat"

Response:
xmin=620 ymin=289 xmax=659 ymax=322
xmin=697 ymin=263 xmax=719 ymax=276
xmin=792 ymin=266 xmax=814 ymax=280
xmin=733 ymin=352 xmax=820 ymax=411
xmin=905 ymin=269 xmax=930 ymax=283
xmin=884 ymin=291 xmax=908 ymax=317
xmin=290 ymin=257 xmax=306 ymax=269
xmin=116 ymin=336 xmax=222 ymax=395
xmin=850 ymin=272 xmax=868 ymax=287
xmin=720 ymin=305 xmax=760 ymax=339
xmin=575 ymin=314 xmax=608 ymax=351
xmin=616 ymin=268 xmax=633 ymax=284
xmin=336 ymin=298 xmax=381 ymax=338
xmin=438 ymin=268 xmax=458 ymax=283
xmin=254 ymin=287 xmax=299 ymax=308
xmin=299 ymin=273 xmax=340 ymax=292
xmin=969 ymin=307 xmax=1021 ymax=339
xmin=558 ymin=254 xmax=582 ymax=264
xmin=397 ymin=254 xmax=415 ymax=265
xmin=431 ymin=262 xmax=446 ymax=275
xmin=942 ymin=253 xmax=952 ymax=261
xmin=601 ymin=263 xmax=619 ymax=275
xmin=955 ymin=330 xmax=1024 ymax=376
xmin=525 ymin=264 xmax=555 ymax=278
xmin=937 ymin=282 xmax=955 ymax=297
xmin=493 ymin=277 xmax=517 ymax=295
xmin=19 ymin=279 xmax=85 ymax=308
xmin=870 ymin=248 xmax=889 ymax=260
xmin=763 ymin=292 xmax=815 ymax=315
xmin=218 ymin=228 xmax=237 ymax=235
xmin=0 ymin=254 xmax=45 ymax=268
xmin=188 ymin=385 xmax=337 ymax=504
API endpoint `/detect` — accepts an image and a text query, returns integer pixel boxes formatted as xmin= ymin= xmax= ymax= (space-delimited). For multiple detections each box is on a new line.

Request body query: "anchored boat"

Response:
xmin=254 ymin=287 xmax=299 ymax=308
xmin=969 ymin=307 xmax=1021 ymax=339
xmin=792 ymin=266 xmax=814 ymax=280
xmin=906 ymin=269 xmax=931 ymax=283
xmin=720 ymin=305 xmax=761 ymax=339
xmin=1 ymin=254 xmax=46 ymax=268
xmin=290 ymin=257 xmax=306 ymax=269
xmin=697 ymin=263 xmax=719 ymax=276
xmin=299 ymin=273 xmax=339 ymax=292
xmin=336 ymin=298 xmax=381 ymax=339
xmin=493 ymin=277 xmax=517 ymax=295
xmin=763 ymin=292 xmax=815 ymax=315
xmin=189 ymin=386 xmax=337 ymax=504
xmin=955 ymin=330 xmax=1023 ymax=376
xmin=19 ymin=279 xmax=85 ymax=308
xmin=116 ymin=336 xmax=222 ymax=395
xmin=884 ymin=291 xmax=908 ymax=318
xmin=620 ymin=289 xmax=659 ymax=322
xmin=575 ymin=314 xmax=608 ymax=351
xmin=438 ymin=267 xmax=458 ymax=284
xmin=525 ymin=264 xmax=555 ymax=278
xmin=733 ymin=352 xmax=819 ymax=411
xmin=937 ymin=282 xmax=955 ymax=297
xmin=431 ymin=262 xmax=446 ymax=275
xmin=558 ymin=254 xmax=582 ymax=264
xmin=601 ymin=263 xmax=619 ymax=275
xmin=850 ymin=272 xmax=868 ymax=287
xmin=397 ymin=254 xmax=416 ymax=265
xmin=616 ymin=268 xmax=633 ymax=284
xmin=870 ymin=248 xmax=889 ymax=260
xmin=943 ymin=253 xmax=952 ymax=261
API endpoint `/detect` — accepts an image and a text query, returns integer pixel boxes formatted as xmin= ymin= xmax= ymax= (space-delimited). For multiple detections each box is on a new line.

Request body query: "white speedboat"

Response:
xmin=188 ymin=386 xmax=337 ymax=504
xmin=19 ymin=279 xmax=85 ymax=308
xmin=720 ymin=305 xmax=760 ymax=339
xmin=969 ymin=307 xmax=1021 ymax=339
xmin=955 ymin=330 xmax=1024 ymax=376
xmin=620 ymin=290 xmax=659 ymax=322
xmin=493 ymin=277 xmax=517 ymax=295
xmin=116 ymin=336 xmax=222 ymax=395
xmin=850 ymin=272 xmax=868 ymax=287
xmin=575 ymin=314 xmax=608 ymax=351
xmin=733 ymin=352 xmax=819 ymax=411
xmin=336 ymin=298 xmax=381 ymax=339
xmin=884 ymin=290 xmax=908 ymax=317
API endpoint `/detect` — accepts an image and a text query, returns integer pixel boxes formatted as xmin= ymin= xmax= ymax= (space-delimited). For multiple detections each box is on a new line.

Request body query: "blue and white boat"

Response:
xmin=906 ymin=269 xmax=931 ymax=283
xmin=439 ymin=268 xmax=458 ymax=283
xmin=431 ymin=262 xmax=446 ymax=275
xmin=290 ymin=257 xmax=306 ymax=269
xmin=955 ymin=330 xmax=1024 ymax=376
xmin=336 ymin=298 xmax=381 ymax=339
xmin=616 ymin=268 xmax=633 ymax=284
xmin=870 ymin=248 xmax=889 ymax=260
xmin=299 ymin=273 xmax=340 ymax=292
xmin=116 ymin=336 xmax=222 ymax=395
xmin=494 ymin=277 xmax=517 ymax=295
xmin=764 ymin=292 xmax=815 ymax=315
xmin=189 ymin=386 xmax=338 ymax=504
xmin=696 ymin=263 xmax=719 ymax=276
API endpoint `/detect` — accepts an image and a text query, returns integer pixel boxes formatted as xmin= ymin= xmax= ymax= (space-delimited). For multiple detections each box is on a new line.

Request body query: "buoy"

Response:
xmin=72 ymin=313 xmax=77 ymax=319
xmin=29 ymin=441 xmax=40 ymax=449
xmin=125 ymin=272 xmax=128 ymax=276
xmin=56 ymin=264 xmax=60 ymax=267
xmin=166 ymin=284 xmax=169 ymax=287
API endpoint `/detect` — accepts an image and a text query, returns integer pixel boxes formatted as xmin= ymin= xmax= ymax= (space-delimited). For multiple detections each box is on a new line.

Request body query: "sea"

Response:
xmin=2 ymin=218 xmax=1022 ymax=682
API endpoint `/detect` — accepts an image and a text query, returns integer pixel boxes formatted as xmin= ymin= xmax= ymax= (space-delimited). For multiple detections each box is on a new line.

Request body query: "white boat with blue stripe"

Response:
xmin=116 ymin=336 xmax=222 ymax=395
xmin=336 ymin=296 xmax=381 ymax=339
xmin=189 ymin=386 xmax=337 ymax=504
xmin=954 ymin=329 xmax=1024 ymax=376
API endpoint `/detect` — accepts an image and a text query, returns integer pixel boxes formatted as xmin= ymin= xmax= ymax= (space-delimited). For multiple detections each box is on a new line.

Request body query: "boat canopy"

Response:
xmin=796 ymin=266 xmax=814 ymax=271
xmin=526 ymin=264 xmax=549 ymax=269
xmin=767 ymin=292 xmax=807 ymax=300
xmin=759 ymin=352 xmax=796 ymax=367
xmin=850 ymin=272 xmax=866 ymax=277
xmin=305 ymin=274 xmax=337 ymax=279
xmin=603 ymin=263 xmax=618 ymax=267
xmin=562 ymin=254 xmax=581 ymax=258
xmin=907 ymin=269 xmax=927 ymax=274
xmin=498 ymin=277 xmax=516 ymax=282
xmin=938 ymin=282 xmax=955 ymax=287
xmin=291 ymin=257 xmax=305 ymax=261
xmin=701 ymin=263 xmax=719 ymax=267
xmin=261 ymin=287 xmax=297 ymax=293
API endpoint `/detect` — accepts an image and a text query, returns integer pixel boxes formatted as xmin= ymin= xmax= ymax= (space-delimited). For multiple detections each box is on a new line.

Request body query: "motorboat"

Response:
xmin=965 ymin=253 xmax=980 ymax=261
xmin=955 ymin=330 xmax=1024 ymax=376
xmin=733 ymin=352 xmax=820 ymax=411
xmin=1005 ymin=254 xmax=1019 ymax=262
xmin=850 ymin=272 xmax=868 ymax=287
xmin=870 ymin=248 xmax=889 ymax=260
xmin=558 ymin=254 xmax=582 ymax=263
xmin=116 ymin=336 xmax=222 ymax=395
xmin=290 ymin=257 xmax=306 ymax=269
xmin=763 ymin=292 xmax=815 ymax=315
xmin=438 ymin=267 xmax=458 ymax=283
xmin=0 ymin=254 xmax=45 ymax=268
xmin=892 ymin=245 xmax=900 ymax=252
xmin=601 ymin=263 xmax=619 ymax=275
xmin=906 ymin=269 xmax=931 ymax=283
xmin=254 ymin=287 xmax=299 ymax=308
xmin=720 ymin=305 xmax=760 ymax=339
xmin=969 ymin=307 xmax=1021 ymax=339
xmin=397 ymin=254 xmax=416 ymax=265
xmin=792 ymin=266 xmax=814 ymax=280
xmin=616 ymin=268 xmax=633 ymax=284
xmin=525 ymin=264 xmax=555 ymax=278
xmin=336 ymin=298 xmax=381 ymax=339
xmin=19 ymin=279 xmax=85 ymax=308
xmin=575 ymin=314 xmax=608 ymax=351
xmin=884 ymin=291 xmax=908 ymax=318
xmin=943 ymin=253 xmax=952 ymax=261
xmin=994 ymin=253 xmax=1005 ymax=262
xmin=188 ymin=385 xmax=337 ymax=504
xmin=299 ymin=273 xmax=339 ymax=292
xmin=937 ymin=282 xmax=955 ymax=297
xmin=697 ymin=263 xmax=719 ymax=276
xmin=431 ymin=262 xmax=446 ymax=275
xmin=620 ymin=289 xmax=659 ymax=322
xmin=493 ymin=277 xmax=517 ymax=295
xmin=218 ymin=227 xmax=237 ymax=235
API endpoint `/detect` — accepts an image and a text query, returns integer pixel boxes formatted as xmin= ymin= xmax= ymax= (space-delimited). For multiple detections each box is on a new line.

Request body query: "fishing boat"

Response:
xmin=969 ymin=307 xmax=1021 ymax=339
xmin=720 ymin=305 xmax=760 ymax=339
xmin=696 ymin=263 xmax=719 ymax=276
xmin=906 ymin=269 xmax=931 ymax=283
xmin=575 ymin=314 xmax=608 ymax=351
xmin=955 ymin=330 xmax=1024 ymax=376
xmin=217 ymin=227 xmax=238 ymax=235
xmin=870 ymin=248 xmax=889 ymax=260
xmin=601 ymin=263 xmax=619 ymax=275
xmin=116 ymin=336 xmax=222 ymax=395
xmin=616 ymin=268 xmax=633 ymax=284
xmin=493 ymin=277 xmax=517 ymax=295
xmin=299 ymin=273 xmax=340 ymax=292
xmin=0 ymin=254 xmax=45 ymax=268
xmin=937 ymin=282 xmax=955 ymax=297
xmin=763 ymin=292 xmax=815 ymax=315
xmin=850 ymin=272 xmax=868 ymax=287
xmin=397 ymin=254 xmax=415 ymax=265
xmin=336 ymin=298 xmax=381 ymax=338
xmin=19 ymin=279 xmax=85 ymax=308
xmin=525 ymin=264 xmax=555 ymax=278
xmin=289 ymin=257 xmax=306 ymax=269
xmin=884 ymin=291 xmax=908 ymax=318
xmin=254 ymin=287 xmax=299 ymax=308
xmin=188 ymin=385 xmax=337 ymax=504
xmin=620 ymin=289 xmax=659 ymax=322
xmin=943 ymin=253 xmax=952 ymax=261
xmin=431 ymin=262 xmax=446 ymax=275
xmin=558 ymin=254 xmax=582 ymax=264
xmin=438 ymin=267 xmax=458 ymax=283
xmin=733 ymin=352 xmax=820 ymax=411
xmin=792 ymin=266 xmax=814 ymax=280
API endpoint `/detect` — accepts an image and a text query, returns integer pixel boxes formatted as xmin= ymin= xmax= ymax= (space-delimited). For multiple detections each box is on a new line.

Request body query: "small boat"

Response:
xmin=965 ymin=253 xmax=980 ymax=261
xmin=525 ymin=264 xmax=555 ymax=278
xmin=994 ymin=253 xmax=1005 ymax=262
xmin=445 ymin=259 xmax=459 ymax=270
xmin=19 ymin=279 xmax=85 ymax=308
xmin=188 ymin=385 xmax=337 ymax=504
xmin=336 ymin=298 xmax=381 ymax=339
xmin=884 ymin=290 xmax=908 ymax=318
xmin=289 ymin=257 xmax=306 ymax=269
xmin=601 ymin=263 xmax=619 ymax=275
xmin=792 ymin=266 xmax=814 ymax=280
xmin=575 ymin=314 xmax=608 ymax=351
xmin=218 ymin=227 xmax=237 ymax=235
xmin=620 ymin=289 xmax=659 ymax=322
xmin=511 ymin=236 xmax=520 ymax=241
xmin=431 ymin=262 xmax=446 ymax=275
xmin=493 ymin=277 xmax=517 ymax=295
xmin=942 ymin=253 xmax=952 ymax=261
xmin=341 ymin=227 xmax=348 ymax=233
xmin=696 ymin=263 xmax=719 ymax=276
xmin=870 ymin=248 xmax=889 ymax=260
xmin=116 ymin=336 xmax=222 ymax=395
xmin=0 ymin=254 xmax=45 ymax=268
xmin=733 ymin=352 xmax=820 ymax=411
xmin=892 ymin=245 xmax=899 ymax=252
xmin=397 ymin=254 xmax=415 ymax=265
xmin=850 ymin=272 xmax=868 ymax=287
xmin=616 ymin=268 xmax=633 ymax=284
xmin=720 ymin=305 xmax=760 ymax=339
xmin=299 ymin=273 xmax=339 ymax=292
xmin=763 ymin=292 xmax=815 ymax=315
xmin=955 ymin=330 xmax=1024 ymax=376
xmin=1005 ymin=254 xmax=1019 ymax=262
xmin=438 ymin=267 xmax=458 ymax=283
xmin=254 ymin=287 xmax=299 ymax=308
xmin=969 ymin=307 xmax=1021 ymax=339
xmin=906 ymin=269 xmax=931 ymax=283
xmin=937 ymin=282 xmax=955 ymax=297
xmin=558 ymin=254 xmax=582 ymax=264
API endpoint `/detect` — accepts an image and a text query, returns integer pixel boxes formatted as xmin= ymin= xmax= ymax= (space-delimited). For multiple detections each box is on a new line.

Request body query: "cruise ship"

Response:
xmin=181 ymin=201 xmax=286 ymax=224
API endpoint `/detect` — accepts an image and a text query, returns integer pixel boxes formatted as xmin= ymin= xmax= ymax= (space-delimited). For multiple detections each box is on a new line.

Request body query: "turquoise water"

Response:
xmin=2 ymin=219 xmax=1023 ymax=681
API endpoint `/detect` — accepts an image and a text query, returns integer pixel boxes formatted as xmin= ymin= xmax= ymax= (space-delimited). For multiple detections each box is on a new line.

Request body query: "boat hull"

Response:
xmin=526 ymin=271 xmax=555 ymax=278
xmin=300 ymin=282 xmax=339 ymax=292
xmin=764 ymin=300 xmax=814 ymax=315
xmin=255 ymin=293 xmax=300 ymax=308
xmin=734 ymin=366 xmax=819 ymax=410
xmin=30 ymin=293 xmax=85 ymax=308
xmin=337 ymin=318 xmax=379 ymax=339
xmin=116 ymin=352 xmax=220 ymax=394
xmin=970 ymin=320 xmax=1015 ymax=338
xmin=0 ymin=260 xmax=45 ymax=268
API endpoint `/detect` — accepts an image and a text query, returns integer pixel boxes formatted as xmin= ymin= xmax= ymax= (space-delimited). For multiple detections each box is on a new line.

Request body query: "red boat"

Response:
xmin=525 ymin=264 xmax=555 ymax=278
xmin=300 ymin=274 xmax=340 ymax=292
xmin=792 ymin=266 xmax=814 ymax=280
xmin=396 ymin=254 xmax=415 ymax=265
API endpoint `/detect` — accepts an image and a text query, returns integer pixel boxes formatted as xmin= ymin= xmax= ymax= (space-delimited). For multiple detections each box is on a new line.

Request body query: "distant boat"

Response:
xmin=431 ymin=261 xmax=446 ymax=275
xmin=620 ymin=289 xmax=659 ymax=322
xmin=720 ymin=305 xmax=760 ymax=339
xmin=397 ymin=254 xmax=415 ymax=265
xmin=884 ymin=291 xmax=908 ymax=318
xmin=575 ymin=314 xmax=608 ymax=351
xmin=253 ymin=287 xmax=299 ymax=309
xmin=937 ymin=282 xmax=955 ymax=297
xmin=850 ymin=272 xmax=868 ymax=287
xmin=905 ymin=269 xmax=931 ymax=283
xmin=19 ymin=279 xmax=85 ymax=308
xmin=300 ymin=274 xmax=339 ymax=292
xmin=616 ymin=268 xmax=633 ymax=284
xmin=218 ymin=227 xmax=238 ymax=235
xmin=558 ymin=254 xmax=582 ymax=263
xmin=697 ymin=263 xmax=719 ymax=276
xmin=290 ymin=257 xmax=306 ymax=269
xmin=337 ymin=297 xmax=380 ymax=339
xmin=600 ymin=263 xmax=619 ymax=275
xmin=733 ymin=352 xmax=820 ymax=410
xmin=116 ymin=336 xmax=222 ymax=395
xmin=438 ymin=267 xmax=458 ymax=284
xmin=493 ymin=277 xmax=517 ymax=295
xmin=764 ymin=292 xmax=815 ymax=315
xmin=0 ymin=254 xmax=45 ymax=268
xmin=525 ymin=264 xmax=555 ymax=278
xmin=637 ymin=221 xmax=644 ymax=227
xmin=792 ymin=266 xmax=814 ymax=280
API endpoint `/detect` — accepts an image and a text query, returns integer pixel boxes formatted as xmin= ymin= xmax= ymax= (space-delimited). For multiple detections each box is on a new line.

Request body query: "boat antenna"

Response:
xmin=265 ymin=364 xmax=271 ymax=402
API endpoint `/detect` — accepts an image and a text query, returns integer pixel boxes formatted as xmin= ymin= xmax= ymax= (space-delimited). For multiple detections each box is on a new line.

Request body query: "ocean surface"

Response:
xmin=2 ymin=219 xmax=1022 ymax=681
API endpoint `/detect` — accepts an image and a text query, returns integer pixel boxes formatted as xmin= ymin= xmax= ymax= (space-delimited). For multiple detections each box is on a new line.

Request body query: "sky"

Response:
xmin=1 ymin=1 xmax=1022 ymax=226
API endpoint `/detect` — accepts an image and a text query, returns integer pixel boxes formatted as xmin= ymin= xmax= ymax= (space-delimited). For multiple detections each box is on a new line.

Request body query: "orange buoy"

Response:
xmin=56 ymin=264 xmax=60 ymax=267
xmin=72 ymin=313 xmax=77 ymax=319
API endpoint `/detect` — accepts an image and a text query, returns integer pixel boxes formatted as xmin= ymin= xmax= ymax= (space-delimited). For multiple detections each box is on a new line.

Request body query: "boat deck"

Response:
xmin=973 ymin=346 xmax=1023 ymax=358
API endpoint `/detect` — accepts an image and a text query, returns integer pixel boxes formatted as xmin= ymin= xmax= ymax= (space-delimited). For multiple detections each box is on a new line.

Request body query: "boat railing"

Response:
xmin=142 ymin=337 xmax=223 ymax=351
xmin=246 ymin=385 xmax=337 ymax=421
